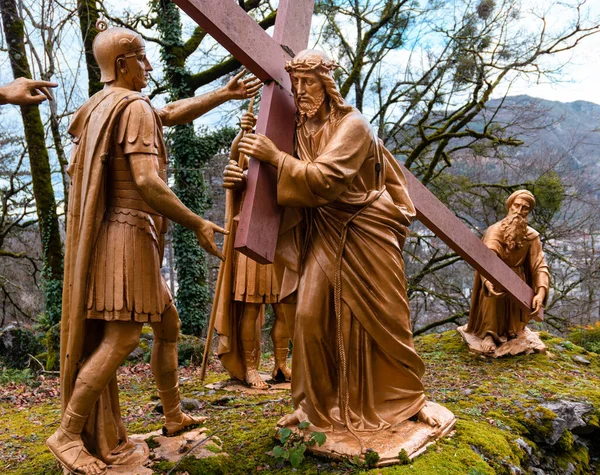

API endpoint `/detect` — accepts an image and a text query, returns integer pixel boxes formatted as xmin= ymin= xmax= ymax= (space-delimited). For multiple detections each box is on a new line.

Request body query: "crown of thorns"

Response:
xmin=285 ymin=56 xmax=339 ymax=74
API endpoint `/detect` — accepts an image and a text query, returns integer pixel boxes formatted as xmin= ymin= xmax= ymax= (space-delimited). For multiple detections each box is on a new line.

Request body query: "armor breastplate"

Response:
xmin=107 ymin=156 xmax=160 ymax=215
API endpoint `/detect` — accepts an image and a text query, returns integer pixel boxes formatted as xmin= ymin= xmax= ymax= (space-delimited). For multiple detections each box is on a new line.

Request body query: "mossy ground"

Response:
xmin=1 ymin=330 xmax=598 ymax=474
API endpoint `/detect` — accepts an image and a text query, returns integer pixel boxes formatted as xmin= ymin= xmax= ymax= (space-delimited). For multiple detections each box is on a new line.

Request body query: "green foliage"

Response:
xmin=0 ymin=366 xmax=35 ymax=385
xmin=397 ymin=448 xmax=411 ymax=465
xmin=528 ymin=170 xmax=565 ymax=234
xmin=569 ymin=322 xmax=600 ymax=354
xmin=0 ymin=326 xmax=43 ymax=369
xmin=170 ymin=126 xmax=236 ymax=335
xmin=152 ymin=0 xmax=238 ymax=335
xmin=364 ymin=448 xmax=381 ymax=468
xmin=272 ymin=423 xmax=327 ymax=468
xmin=44 ymin=323 xmax=60 ymax=371
xmin=177 ymin=334 xmax=205 ymax=366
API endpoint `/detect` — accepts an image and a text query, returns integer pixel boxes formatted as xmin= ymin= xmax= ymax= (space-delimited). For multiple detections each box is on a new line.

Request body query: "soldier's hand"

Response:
xmin=194 ymin=218 xmax=228 ymax=261
xmin=240 ymin=112 xmax=256 ymax=132
xmin=226 ymin=69 xmax=262 ymax=100
xmin=0 ymin=77 xmax=58 ymax=105
xmin=223 ymin=160 xmax=246 ymax=191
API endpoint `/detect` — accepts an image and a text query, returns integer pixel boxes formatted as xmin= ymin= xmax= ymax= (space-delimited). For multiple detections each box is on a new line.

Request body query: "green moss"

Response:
xmin=45 ymin=323 xmax=60 ymax=371
xmin=1 ymin=331 xmax=598 ymax=474
xmin=569 ymin=323 xmax=600 ymax=354
xmin=556 ymin=430 xmax=575 ymax=452
xmin=397 ymin=448 xmax=410 ymax=465
xmin=145 ymin=435 xmax=160 ymax=449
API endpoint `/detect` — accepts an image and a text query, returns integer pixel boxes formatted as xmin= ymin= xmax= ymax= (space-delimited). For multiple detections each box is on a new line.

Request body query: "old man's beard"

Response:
xmin=501 ymin=212 xmax=528 ymax=251
xmin=296 ymin=89 xmax=326 ymax=124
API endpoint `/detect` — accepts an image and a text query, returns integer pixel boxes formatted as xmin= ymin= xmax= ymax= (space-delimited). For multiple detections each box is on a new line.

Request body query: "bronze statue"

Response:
xmin=0 ymin=77 xmax=57 ymax=105
xmin=460 ymin=189 xmax=550 ymax=355
xmin=238 ymin=50 xmax=454 ymax=464
xmin=46 ymin=22 xmax=260 ymax=475
xmin=215 ymin=110 xmax=292 ymax=389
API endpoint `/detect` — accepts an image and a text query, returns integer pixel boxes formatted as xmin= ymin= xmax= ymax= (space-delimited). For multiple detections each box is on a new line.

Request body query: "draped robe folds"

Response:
xmin=61 ymin=88 xmax=152 ymax=464
xmin=467 ymin=223 xmax=550 ymax=342
xmin=275 ymin=110 xmax=426 ymax=432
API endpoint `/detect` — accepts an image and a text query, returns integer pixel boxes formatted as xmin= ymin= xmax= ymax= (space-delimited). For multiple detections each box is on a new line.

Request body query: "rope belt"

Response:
xmin=333 ymin=187 xmax=385 ymax=449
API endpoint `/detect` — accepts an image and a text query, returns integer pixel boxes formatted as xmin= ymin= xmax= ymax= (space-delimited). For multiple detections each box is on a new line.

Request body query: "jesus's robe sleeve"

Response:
xmin=276 ymin=113 xmax=372 ymax=207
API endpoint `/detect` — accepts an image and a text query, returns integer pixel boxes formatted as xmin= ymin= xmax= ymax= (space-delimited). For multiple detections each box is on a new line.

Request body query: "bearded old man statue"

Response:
xmin=234 ymin=49 xmax=455 ymax=465
xmin=462 ymin=190 xmax=550 ymax=356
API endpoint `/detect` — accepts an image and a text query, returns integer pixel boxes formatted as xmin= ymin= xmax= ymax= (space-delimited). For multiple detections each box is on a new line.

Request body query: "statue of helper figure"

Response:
xmin=215 ymin=109 xmax=292 ymax=389
xmin=46 ymin=21 xmax=261 ymax=475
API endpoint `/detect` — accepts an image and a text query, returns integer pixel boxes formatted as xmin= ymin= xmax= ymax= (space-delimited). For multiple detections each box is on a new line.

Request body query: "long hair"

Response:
xmin=317 ymin=71 xmax=354 ymax=124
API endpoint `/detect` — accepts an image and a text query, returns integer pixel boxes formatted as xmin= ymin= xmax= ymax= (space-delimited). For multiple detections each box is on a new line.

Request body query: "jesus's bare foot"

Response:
xmin=417 ymin=402 xmax=442 ymax=427
xmin=277 ymin=409 xmax=303 ymax=427
xmin=246 ymin=368 xmax=269 ymax=389
xmin=47 ymin=428 xmax=107 ymax=475
xmin=163 ymin=413 xmax=207 ymax=436
xmin=481 ymin=335 xmax=497 ymax=353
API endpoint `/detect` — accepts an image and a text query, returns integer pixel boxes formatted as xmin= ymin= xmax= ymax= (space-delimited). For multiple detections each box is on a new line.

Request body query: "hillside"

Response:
xmin=1 ymin=330 xmax=598 ymax=474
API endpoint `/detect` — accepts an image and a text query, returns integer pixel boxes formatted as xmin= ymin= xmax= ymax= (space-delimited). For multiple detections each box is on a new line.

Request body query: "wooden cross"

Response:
xmin=173 ymin=0 xmax=541 ymax=319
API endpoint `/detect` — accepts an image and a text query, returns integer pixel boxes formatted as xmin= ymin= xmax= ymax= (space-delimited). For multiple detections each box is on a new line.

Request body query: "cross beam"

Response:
xmin=173 ymin=0 xmax=313 ymax=263
xmin=173 ymin=0 xmax=540 ymax=317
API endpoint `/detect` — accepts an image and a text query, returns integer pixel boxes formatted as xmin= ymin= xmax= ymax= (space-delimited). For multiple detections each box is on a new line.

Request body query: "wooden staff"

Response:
xmin=200 ymin=96 xmax=255 ymax=381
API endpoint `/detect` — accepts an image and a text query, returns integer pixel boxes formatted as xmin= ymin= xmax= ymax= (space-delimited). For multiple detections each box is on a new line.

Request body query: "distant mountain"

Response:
xmin=481 ymin=95 xmax=600 ymax=171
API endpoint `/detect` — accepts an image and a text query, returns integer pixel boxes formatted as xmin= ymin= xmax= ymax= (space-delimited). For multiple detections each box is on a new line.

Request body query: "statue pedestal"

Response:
xmin=86 ymin=427 xmax=225 ymax=475
xmin=282 ymin=402 xmax=455 ymax=467
xmin=457 ymin=325 xmax=546 ymax=357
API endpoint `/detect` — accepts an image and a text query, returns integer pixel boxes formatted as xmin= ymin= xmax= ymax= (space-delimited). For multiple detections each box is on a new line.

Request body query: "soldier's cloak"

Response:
xmin=61 ymin=88 xmax=147 ymax=462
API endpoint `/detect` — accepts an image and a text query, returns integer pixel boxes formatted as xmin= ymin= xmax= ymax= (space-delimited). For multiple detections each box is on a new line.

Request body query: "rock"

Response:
xmin=571 ymin=355 xmax=591 ymax=365
xmin=127 ymin=346 xmax=145 ymax=361
xmin=515 ymin=438 xmax=532 ymax=455
xmin=540 ymin=400 xmax=594 ymax=437
xmin=181 ymin=398 xmax=202 ymax=411
xmin=154 ymin=397 xmax=202 ymax=414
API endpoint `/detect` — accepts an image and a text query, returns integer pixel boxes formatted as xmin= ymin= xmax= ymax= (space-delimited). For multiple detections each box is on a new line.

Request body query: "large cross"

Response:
xmin=173 ymin=0 xmax=541 ymax=319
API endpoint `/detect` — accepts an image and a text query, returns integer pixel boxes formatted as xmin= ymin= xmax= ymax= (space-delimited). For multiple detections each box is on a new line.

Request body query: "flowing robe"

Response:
xmin=275 ymin=110 xmax=426 ymax=431
xmin=467 ymin=222 xmax=550 ymax=342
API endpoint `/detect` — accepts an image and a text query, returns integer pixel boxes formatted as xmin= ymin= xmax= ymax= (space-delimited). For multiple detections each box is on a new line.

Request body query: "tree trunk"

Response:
xmin=1 ymin=0 xmax=64 ymax=325
xmin=77 ymin=0 xmax=102 ymax=96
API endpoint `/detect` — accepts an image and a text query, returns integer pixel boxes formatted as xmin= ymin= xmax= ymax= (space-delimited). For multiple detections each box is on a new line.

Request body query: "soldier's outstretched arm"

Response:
xmin=157 ymin=70 xmax=261 ymax=126
xmin=129 ymin=152 xmax=227 ymax=260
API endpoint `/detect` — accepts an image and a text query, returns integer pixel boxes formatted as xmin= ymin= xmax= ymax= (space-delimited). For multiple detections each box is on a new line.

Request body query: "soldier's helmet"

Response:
xmin=92 ymin=19 xmax=145 ymax=83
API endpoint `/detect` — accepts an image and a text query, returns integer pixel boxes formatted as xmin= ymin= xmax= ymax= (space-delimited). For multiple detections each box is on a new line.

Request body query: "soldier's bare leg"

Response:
xmin=239 ymin=302 xmax=268 ymax=389
xmin=150 ymin=305 xmax=206 ymax=436
xmin=271 ymin=303 xmax=291 ymax=381
xmin=47 ymin=321 xmax=143 ymax=475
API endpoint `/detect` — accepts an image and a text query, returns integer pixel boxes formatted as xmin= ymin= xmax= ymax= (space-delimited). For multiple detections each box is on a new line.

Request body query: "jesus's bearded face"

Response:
xmin=501 ymin=197 xmax=531 ymax=251
xmin=290 ymin=71 xmax=326 ymax=123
